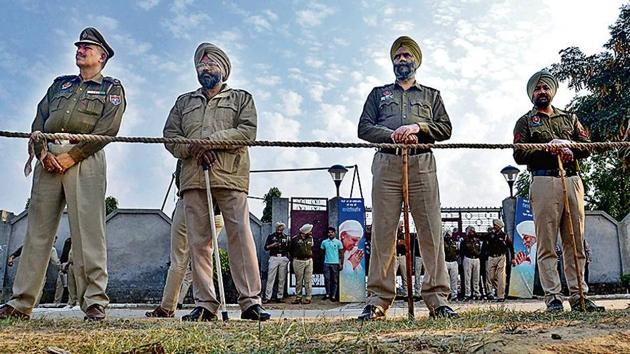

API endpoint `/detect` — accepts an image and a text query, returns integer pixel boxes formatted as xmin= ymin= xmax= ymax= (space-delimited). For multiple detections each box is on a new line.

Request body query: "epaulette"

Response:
xmin=53 ymin=75 xmax=78 ymax=82
xmin=375 ymin=83 xmax=396 ymax=90
xmin=103 ymin=76 xmax=122 ymax=86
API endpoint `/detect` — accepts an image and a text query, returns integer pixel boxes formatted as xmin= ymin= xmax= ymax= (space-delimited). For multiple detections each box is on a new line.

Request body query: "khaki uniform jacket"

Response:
xmin=32 ymin=74 xmax=126 ymax=161
xmin=358 ymin=82 xmax=452 ymax=143
xmin=513 ymin=106 xmax=590 ymax=171
xmin=163 ymin=85 xmax=257 ymax=193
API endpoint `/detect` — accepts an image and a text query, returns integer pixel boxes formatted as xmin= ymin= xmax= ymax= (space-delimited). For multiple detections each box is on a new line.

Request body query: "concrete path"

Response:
xmin=32 ymin=296 xmax=630 ymax=321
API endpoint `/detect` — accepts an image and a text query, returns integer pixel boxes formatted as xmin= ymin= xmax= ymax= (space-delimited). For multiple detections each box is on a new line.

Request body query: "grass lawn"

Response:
xmin=1 ymin=307 xmax=630 ymax=353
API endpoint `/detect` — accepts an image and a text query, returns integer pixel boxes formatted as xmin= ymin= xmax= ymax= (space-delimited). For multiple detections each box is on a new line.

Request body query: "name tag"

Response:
xmin=86 ymin=90 xmax=106 ymax=96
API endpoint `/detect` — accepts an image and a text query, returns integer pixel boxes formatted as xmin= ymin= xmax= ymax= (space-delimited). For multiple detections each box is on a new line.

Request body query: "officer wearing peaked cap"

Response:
xmin=0 ymin=27 xmax=125 ymax=321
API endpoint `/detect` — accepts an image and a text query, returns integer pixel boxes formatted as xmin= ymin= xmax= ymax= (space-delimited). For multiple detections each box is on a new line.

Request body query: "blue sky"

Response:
xmin=0 ymin=0 xmax=625 ymax=217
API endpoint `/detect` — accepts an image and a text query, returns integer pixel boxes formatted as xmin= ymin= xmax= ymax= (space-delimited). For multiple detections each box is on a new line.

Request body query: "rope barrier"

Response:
xmin=1 ymin=130 xmax=629 ymax=151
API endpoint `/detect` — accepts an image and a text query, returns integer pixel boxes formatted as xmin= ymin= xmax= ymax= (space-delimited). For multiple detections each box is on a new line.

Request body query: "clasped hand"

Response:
xmin=189 ymin=143 xmax=217 ymax=166
xmin=547 ymin=139 xmax=574 ymax=162
xmin=391 ymin=124 xmax=420 ymax=144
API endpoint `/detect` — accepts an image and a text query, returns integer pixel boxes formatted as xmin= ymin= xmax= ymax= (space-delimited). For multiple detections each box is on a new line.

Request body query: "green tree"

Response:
xmin=514 ymin=172 xmax=530 ymax=198
xmin=105 ymin=196 xmax=119 ymax=216
xmin=261 ymin=187 xmax=282 ymax=223
xmin=549 ymin=4 xmax=630 ymax=220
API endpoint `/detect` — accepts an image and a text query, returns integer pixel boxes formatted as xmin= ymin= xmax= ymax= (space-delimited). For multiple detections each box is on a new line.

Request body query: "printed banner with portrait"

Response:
xmin=338 ymin=198 xmax=366 ymax=302
xmin=509 ymin=197 xmax=538 ymax=298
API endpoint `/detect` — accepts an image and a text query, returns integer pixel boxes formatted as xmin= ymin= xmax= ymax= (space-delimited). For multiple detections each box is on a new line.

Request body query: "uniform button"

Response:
xmin=66 ymin=110 xmax=70 ymax=114
xmin=61 ymin=128 xmax=65 ymax=132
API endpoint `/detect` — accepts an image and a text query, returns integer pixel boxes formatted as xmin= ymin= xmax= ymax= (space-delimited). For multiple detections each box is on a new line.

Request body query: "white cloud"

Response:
xmin=246 ymin=15 xmax=272 ymax=32
xmin=305 ymin=57 xmax=324 ymax=68
xmin=308 ymin=82 xmax=327 ymax=102
xmin=254 ymin=75 xmax=281 ymax=87
xmin=137 ymin=0 xmax=160 ymax=10
xmin=87 ymin=15 xmax=119 ymax=31
xmin=162 ymin=1 xmax=211 ymax=39
xmin=277 ymin=90 xmax=303 ymax=117
xmin=296 ymin=3 xmax=335 ymax=27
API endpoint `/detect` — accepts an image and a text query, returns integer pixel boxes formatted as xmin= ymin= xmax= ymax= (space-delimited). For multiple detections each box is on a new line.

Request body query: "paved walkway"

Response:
xmin=32 ymin=296 xmax=630 ymax=321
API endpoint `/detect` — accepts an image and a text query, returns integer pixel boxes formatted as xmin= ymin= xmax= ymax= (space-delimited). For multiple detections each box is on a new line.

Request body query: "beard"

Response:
xmin=534 ymin=94 xmax=551 ymax=109
xmin=394 ymin=62 xmax=416 ymax=81
xmin=198 ymin=71 xmax=222 ymax=90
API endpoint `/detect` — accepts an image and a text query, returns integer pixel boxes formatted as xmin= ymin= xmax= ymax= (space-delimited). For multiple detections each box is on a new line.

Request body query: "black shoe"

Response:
xmin=241 ymin=304 xmax=271 ymax=321
xmin=486 ymin=295 xmax=495 ymax=300
xmin=430 ymin=306 xmax=459 ymax=319
xmin=357 ymin=305 xmax=385 ymax=321
xmin=570 ymin=299 xmax=605 ymax=312
xmin=176 ymin=303 xmax=183 ymax=310
xmin=323 ymin=295 xmax=329 ymax=300
xmin=182 ymin=306 xmax=217 ymax=322
xmin=496 ymin=298 xmax=505 ymax=303
xmin=546 ymin=299 xmax=564 ymax=312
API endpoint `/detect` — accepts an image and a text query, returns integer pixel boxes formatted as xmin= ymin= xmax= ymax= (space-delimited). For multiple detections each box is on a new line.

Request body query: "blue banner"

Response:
xmin=509 ymin=197 xmax=537 ymax=298
xmin=337 ymin=198 xmax=366 ymax=302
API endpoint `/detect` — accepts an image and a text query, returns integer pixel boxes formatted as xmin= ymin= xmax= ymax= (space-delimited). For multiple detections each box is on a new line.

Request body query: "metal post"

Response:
xmin=402 ymin=147 xmax=414 ymax=320
xmin=160 ymin=173 xmax=175 ymax=212
xmin=202 ymin=164 xmax=229 ymax=321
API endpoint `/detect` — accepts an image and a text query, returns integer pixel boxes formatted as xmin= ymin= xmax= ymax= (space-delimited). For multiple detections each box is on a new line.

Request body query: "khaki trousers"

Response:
xmin=183 ymin=188 xmax=261 ymax=312
xmin=530 ymin=176 xmax=588 ymax=306
xmin=395 ymin=255 xmax=408 ymax=294
xmin=53 ymin=272 xmax=66 ymax=304
xmin=446 ymin=261 xmax=459 ymax=298
xmin=463 ymin=257 xmax=480 ymax=297
xmin=160 ymin=198 xmax=224 ymax=311
xmin=487 ymin=255 xmax=506 ymax=299
xmin=9 ymin=148 xmax=108 ymax=314
xmin=67 ymin=262 xmax=77 ymax=306
xmin=293 ymin=259 xmax=313 ymax=300
xmin=367 ymin=152 xmax=450 ymax=312
xmin=177 ymin=266 xmax=193 ymax=305
xmin=414 ymin=256 xmax=424 ymax=296
xmin=265 ymin=256 xmax=290 ymax=300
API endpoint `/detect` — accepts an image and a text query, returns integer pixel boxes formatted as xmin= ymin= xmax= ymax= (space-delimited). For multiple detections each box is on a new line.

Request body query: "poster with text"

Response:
xmin=509 ymin=197 xmax=538 ymax=298
xmin=338 ymin=198 xmax=366 ymax=302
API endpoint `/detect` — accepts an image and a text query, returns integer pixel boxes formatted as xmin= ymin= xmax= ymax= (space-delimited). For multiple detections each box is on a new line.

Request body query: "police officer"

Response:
xmin=290 ymin=224 xmax=314 ymax=304
xmin=461 ymin=226 xmax=482 ymax=300
xmin=145 ymin=161 xmax=224 ymax=318
xmin=485 ymin=219 xmax=511 ymax=302
xmin=0 ymin=27 xmax=125 ymax=321
xmin=357 ymin=36 xmax=457 ymax=319
xmin=443 ymin=231 xmax=459 ymax=301
xmin=163 ymin=42 xmax=270 ymax=321
xmin=263 ymin=222 xmax=291 ymax=303
xmin=513 ymin=69 xmax=604 ymax=312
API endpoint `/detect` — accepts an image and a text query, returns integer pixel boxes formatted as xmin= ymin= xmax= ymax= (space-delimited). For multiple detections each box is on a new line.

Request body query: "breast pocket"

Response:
xmin=181 ymin=103 xmax=203 ymax=134
xmin=378 ymin=100 xmax=399 ymax=119
xmin=530 ymin=126 xmax=553 ymax=142
xmin=410 ymin=101 xmax=432 ymax=123
xmin=214 ymin=150 xmax=241 ymax=174
xmin=77 ymin=96 xmax=106 ymax=116
xmin=215 ymin=100 xmax=239 ymax=129
xmin=49 ymin=91 xmax=73 ymax=112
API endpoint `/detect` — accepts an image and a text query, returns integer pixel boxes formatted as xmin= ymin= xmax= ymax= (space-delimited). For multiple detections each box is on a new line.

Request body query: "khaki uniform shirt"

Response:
xmin=32 ymin=74 xmax=126 ymax=162
xmin=290 ymin=234 xmax=314 ymax=260
xmin=163 ymin=85 xmax=257 ymax=193
xmin=358 ymin=82 xmax=452 ymax=143
xmin=513 ymin=106 xmax=590 ymax=171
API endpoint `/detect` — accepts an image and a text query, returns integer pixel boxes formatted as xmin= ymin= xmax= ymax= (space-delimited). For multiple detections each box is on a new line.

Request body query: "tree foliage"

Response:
xmin=547 ymin=4 xmax=630 ymax=220
xmin=261 ymin=187 xmax=282 ymax=223
xmin=105 ymin=196 xmax=119 ymax=216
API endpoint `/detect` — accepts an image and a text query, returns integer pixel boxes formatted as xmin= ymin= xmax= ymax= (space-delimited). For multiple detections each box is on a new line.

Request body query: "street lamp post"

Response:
xmin=328 ymin=164 xmax=348 ymax=198
xmin=500 ymin=165 xmax=520 ymax=198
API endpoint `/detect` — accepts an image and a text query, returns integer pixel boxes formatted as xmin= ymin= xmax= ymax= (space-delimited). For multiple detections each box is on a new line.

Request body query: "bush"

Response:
xmin=622 ymin=273 xmax=630 ymax=290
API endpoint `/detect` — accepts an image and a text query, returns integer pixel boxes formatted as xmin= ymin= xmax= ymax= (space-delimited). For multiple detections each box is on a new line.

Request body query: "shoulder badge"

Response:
xmin=61 ymin=81 xmax=73 ymax=90
xmin=109 ymin=95 xmax=122 ymax=106
xmin=380 ymin=89 xmax=394 ymax=102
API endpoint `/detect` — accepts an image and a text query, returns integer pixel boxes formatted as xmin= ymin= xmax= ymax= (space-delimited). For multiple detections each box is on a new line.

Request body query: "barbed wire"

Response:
xmin=1 ymin=130 xmax=629 ymax=151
